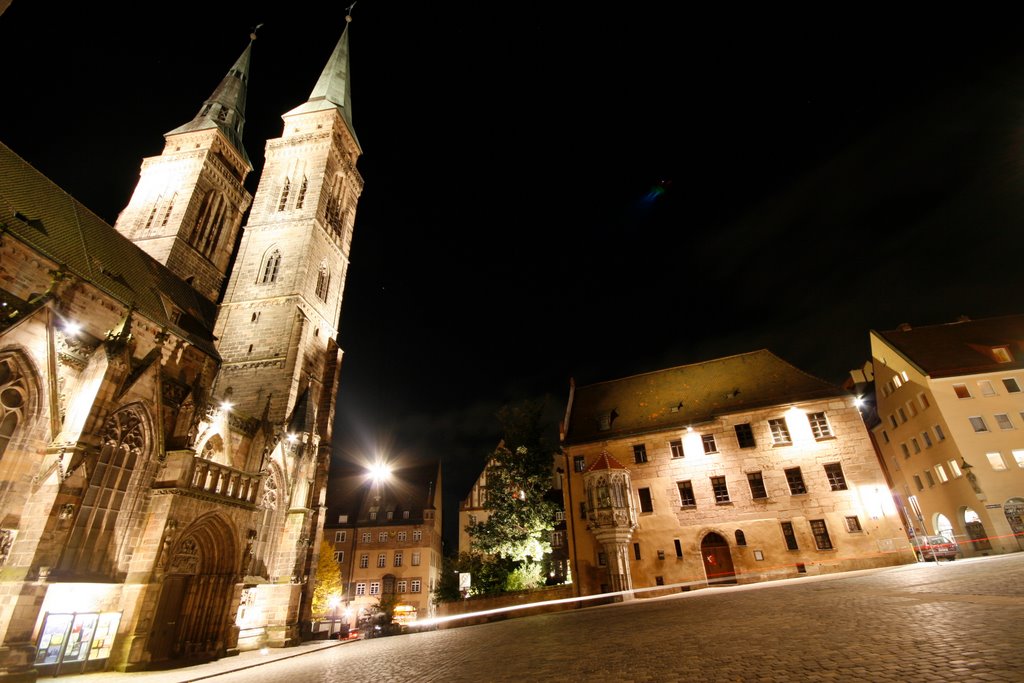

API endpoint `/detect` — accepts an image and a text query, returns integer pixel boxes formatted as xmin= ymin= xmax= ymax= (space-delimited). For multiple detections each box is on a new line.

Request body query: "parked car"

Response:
xmin=910 ymin=535 xmax=959 ymax=561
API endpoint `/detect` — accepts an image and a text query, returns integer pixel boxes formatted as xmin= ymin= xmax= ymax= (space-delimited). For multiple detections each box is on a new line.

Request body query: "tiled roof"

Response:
xmin=563 ymin=349 xmax=844 ymax=444
xmin=874 ymin=314 xmax=1024 ymax=378
xmin=0 ymin=141 xmax=218 ymax=354
xmin=585 ymin=451 xmax=628 ymax=472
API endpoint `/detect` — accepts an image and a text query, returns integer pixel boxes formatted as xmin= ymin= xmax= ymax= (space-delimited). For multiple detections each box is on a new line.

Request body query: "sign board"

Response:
xmin=458 ymin=572 xmax=471 ymax=590
xmin=985 ymin=503 xmax=1002 ymax=509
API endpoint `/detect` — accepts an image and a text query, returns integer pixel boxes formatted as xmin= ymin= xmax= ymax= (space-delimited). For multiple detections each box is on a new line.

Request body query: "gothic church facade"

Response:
xmin=0 ymin=16 xmax=361 ymax=680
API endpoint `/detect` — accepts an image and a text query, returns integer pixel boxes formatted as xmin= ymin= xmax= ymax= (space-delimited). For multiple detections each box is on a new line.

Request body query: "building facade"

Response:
xmin=560 ymin=350 xmax=914 ymax=598
xmin=0 ymin=16 xmax=362 ymax=680
xmin=870 ymin=314 xmax=1024 ymax=556
xmin=323 ymin=460 xmax=443 ymax=627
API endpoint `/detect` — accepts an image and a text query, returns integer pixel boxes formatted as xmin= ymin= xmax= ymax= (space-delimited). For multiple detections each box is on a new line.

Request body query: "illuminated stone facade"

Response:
xmin=0 ymin=18 xmax=361 ymax=680
xmin=870 ymin=314 xmax=1024 ymax=556
xmin=560 ymin=350 xmax=915 ymax=598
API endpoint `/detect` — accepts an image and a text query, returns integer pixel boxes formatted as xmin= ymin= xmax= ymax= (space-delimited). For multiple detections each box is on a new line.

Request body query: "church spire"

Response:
xmin=167 ymin=31 xmax=258 ymax=166
xmin=284 ymin=14 xmax=360 ymax=151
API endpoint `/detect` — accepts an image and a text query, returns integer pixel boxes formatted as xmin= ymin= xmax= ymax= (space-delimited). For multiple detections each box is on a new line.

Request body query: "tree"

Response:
xmin=466 ymin=399 xmax=560 ymax=564
xmin=310 ymin=546 xmax=343 ymax=619
xmin=433 ymin=551 xmax=518 ymax=603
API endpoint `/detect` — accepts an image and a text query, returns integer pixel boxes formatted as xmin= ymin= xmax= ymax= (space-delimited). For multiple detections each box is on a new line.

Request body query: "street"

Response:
xmin=69 ymin=554 xmax=1024 ymax=682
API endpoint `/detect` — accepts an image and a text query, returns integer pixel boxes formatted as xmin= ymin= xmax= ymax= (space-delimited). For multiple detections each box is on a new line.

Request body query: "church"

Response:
xmin=0 ymin=13 xmax=361 ymax=680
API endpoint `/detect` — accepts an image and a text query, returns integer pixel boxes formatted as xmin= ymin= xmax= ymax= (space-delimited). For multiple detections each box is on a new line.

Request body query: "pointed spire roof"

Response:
xmin=285 ymin=15 xmax=361 ymax=151
xmin=166 ymin=34 xmax=255 ymax=167
xmin=585 ymin=451 xmax=629 ymax=473
xmin=286 ymin=387 xmax=318 ymax=436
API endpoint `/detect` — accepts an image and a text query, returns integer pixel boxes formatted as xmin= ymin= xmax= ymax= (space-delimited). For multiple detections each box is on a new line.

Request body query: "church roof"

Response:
xmin=166 ymin=37 xmax=254 ymax=168
xmin=284 ymin=16 xmax=361 ymax=152
xmin=873 ymin=314 xmax=1024 ymax=378
xmin=0 ymin=141 xmax=218 ymax=354
xmin=563 ymin=349 xmax=845 ymax=445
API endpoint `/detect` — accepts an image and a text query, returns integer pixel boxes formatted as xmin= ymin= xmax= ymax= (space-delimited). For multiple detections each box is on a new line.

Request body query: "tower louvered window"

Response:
xmin=161 ymin=193 xmax=176 ymax=227
xmin=190 ymin=190 xmax=228 ymax=258
xmin=144 ymin=196 xmax=161 ymax=229
xmin=315 ymin=264 xmax=330 ymax=301
xmin=278 ymin=178 xmax=291 ymax=211
xmin=262 ymin=251 xmax=281 ymax=284
xmin=296 ymin=176 xmax=308 ymax=209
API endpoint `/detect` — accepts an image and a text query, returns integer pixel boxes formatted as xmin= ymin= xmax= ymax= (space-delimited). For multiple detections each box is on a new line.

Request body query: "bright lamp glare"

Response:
xmin=369 ymin=461 xmax=391 ymax=483
xmin=853 ymin=396 xmax=865 ymax=408
xmin=63 ymin=321 xmax=82 ymax=335
xmin=220 ymin=401 xmax=233 ymax=411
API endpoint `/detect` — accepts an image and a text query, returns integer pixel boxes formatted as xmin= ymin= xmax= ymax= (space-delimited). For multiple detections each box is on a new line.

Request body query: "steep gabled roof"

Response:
xmin=563 ymin=349 xmax=844 ymax=445
xmin=873 ymin=314 xmax=1024 ymax=378
xmin=0 ymin=141 xmax=218 ymax=354
xmin=585 ymin=451 xmax=628 ymax=473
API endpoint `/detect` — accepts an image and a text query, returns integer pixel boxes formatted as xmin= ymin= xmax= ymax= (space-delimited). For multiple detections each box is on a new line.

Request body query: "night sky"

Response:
xmin=3 ymin=4 xmax=1024 ymax=549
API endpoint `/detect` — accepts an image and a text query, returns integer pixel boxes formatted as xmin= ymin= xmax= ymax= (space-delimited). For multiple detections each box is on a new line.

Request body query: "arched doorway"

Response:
xmin=1004 ymin=498 xmax=1024 ymax=551
xmin=149 ymin=515 xmax=238 ymax=665
xmin=700 ymin=532 xmax=736 ymax=585
xmin=963 ymin=508 xmax=992 ymax=554
xmin=934 ymin=513 xmax=955 ymax=541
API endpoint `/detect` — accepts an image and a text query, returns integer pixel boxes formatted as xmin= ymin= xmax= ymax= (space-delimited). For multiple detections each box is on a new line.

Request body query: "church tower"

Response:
xmin=112 ymin=37 xmax=255 ymax=303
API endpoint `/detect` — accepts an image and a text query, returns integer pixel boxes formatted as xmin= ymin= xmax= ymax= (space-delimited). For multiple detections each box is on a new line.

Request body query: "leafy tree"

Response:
xmin=433 ymin=552 xmax=517 ymax=603
xmin=310 ymin=546 xmax=344 ymax=619
xmin=466 ymin=400 xmax=560 ymax=564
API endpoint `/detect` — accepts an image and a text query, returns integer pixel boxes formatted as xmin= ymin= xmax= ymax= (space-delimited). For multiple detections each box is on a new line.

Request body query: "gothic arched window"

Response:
xmin=278 ymin=178 xmax=291 ymax=212
xmin=0 ymin=358 xmax=27 ymax=460
xmin=315 ymin=263 xmax=330 ymax=301
xmin=296 ymin=176 xmax=308 ymax=210
xmin=190 ymin=189 xmax=228 ymax=258
xmin=143 ymin=194 xmax=161 ymax=230
xmin=161 ymin=193 xmax=177 ymax=227
xmin=735 ymin=530 xmax=747 ymax=546
xmin=261 ymin=250 xmax=281 ymax=284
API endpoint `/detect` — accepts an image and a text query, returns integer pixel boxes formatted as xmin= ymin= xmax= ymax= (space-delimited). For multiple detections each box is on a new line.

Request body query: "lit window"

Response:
xmin=810 ymin=520 xmax=833 ymax=550
xmin=781 ymin=521 xmax=799 ymax=550
xmin=359 ymin=554 xmax=368 ymax=568
xmin=768 ymin=418 xmax=791 ymax=445
xmin=633 ymin=444 xmax=648 ymax=464
xmin=747 ymin=472 xmax=768 ymax=499
xmin=845 ymin=516 xmax=862 ymax=533
xmin=397 ymin=580 xmax=407 ymax=593
xmin=993 ymin=347 xmax=1013 ymax=363
xmin=369 ymin=581 xmax=380 ymax=596
xmin=711 ymin=476 xmax=730 ymax=503
xmin=669 ymin=439 xmax=684 ymax=458
xmin=677 ymin=480 xmax=696 ymax=507
xmin=901 ymin=370 xmax=910 ymax=382
xmin=953 ymin=384 xmax=971 ymax=399
xmin=986 ymin=452 xmax=1007 ymax=471
xmin=892 ymin=374 xmax=903 ymax=388
xmin=412 ymin=552 xmax=421 ymax=566
xmin=995 ymin=413 xmax=1014 ymax=430
xmin=1003 ymin=378 xmax=1021 ymax=393
xmin=824 ymin=463 xmax=848 ymax=491
xmin=701 ymin=434 xmax=718 ymax=454
xmin=403 ymin=510 xmax=410 ymax=519
xmin=377 ymin=553 xmax=386 ymax=568
xmin=979 ymin=380 xmax=996 ymax=397
xmin=948 ymin=459 xmax=962 ymax=478
xmin=638 ymin=487 xmax=654 ymax=513
xmin=1012 ymin=450 xmax=1024 ymax=468
xmin=969 ymin=416 xmax=988 ymax=432
xmin=411 ymin=580 xmax=421 ymax=593
xmin=574 ymin=455 xmax=586 ymax=472
xmin=369 ymin=511 xmax=377 ymax=521
xmin=355 ymin=582 xmax=366 ymax=596
xmin=921 ymin=431 xmax=932 ymax=448
xmin=934 ymin=425 xmax=946 ymax=441
xmin=935 ymin=464 xmax=948 ymax=483
xmin=808 ymin=412 xmax=832 ymax=438
xmin=735 ymin=423 xmax=756 ymax=448
xmin=394 ymin=552 xmax=403 ymax=567
xmin=785 ymin=468 xmax=807 ymax=495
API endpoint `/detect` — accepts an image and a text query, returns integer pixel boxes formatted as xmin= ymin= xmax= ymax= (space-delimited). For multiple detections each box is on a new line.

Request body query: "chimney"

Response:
xmin=897 ymin=323 xmax=912 ymax=332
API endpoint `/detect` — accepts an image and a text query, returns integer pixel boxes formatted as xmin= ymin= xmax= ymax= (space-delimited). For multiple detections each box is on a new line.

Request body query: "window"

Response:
xmin=674 ymin=539 xmax=683 ymax=558
xmin=573 ymin=455 xmax=586 ymax=472
xmin=809 ymin=520 xmax=833 ymax=550
xmin=394 ymin=552 xmax=403 ymax=567
xmin=934 ymin=425 xmax=946 ymax=441
xmin=935 ymin=464 xmax=948 ymax=483
xmin=335 ymin=531 xmax=346 ymax=542
xmin=369 ymin=511 xmax=377 ymax=521
xmin=377 ymin=553 xmax=386 ymax=568
xmin=677 ymin=480 xmax=695 ymax=507
xmin=296 ymin=176 xmax=308 ymax=209
xmin=918 ymin=393 xmax=931 ymax=410
xmin=881 ymin=430 xmax=890 ymax=444
xmin=906 ymin=401 xmax=918 ymax=418
xmin=898 ymin=407 xmax=907 ymax=423
xmin=900 ymin=443 xmax=911 ymax=459
xmin=913 ymin=474 xmax=924 ymax=491
xmin=1003 ymin=378 xmax=1021 ymax=393
xmin=597 ymin=552 xmax=607 ymax=567
xmin=845 ymin=516 xmax=862 ymax=532
xmin=333 ymin=550 xmax=344 ymax=563
xmin=911 ymin=438 xmax=921 ymax=454
xmin=397 ymin=580 xmax=407 ymax=593
xmin=1012 ymin=450 xmax=1024 ymax=468
xmin=888 ymin=414 xmax=898 ymax=429
xmin=669 ymin=439 xmax=684 ymax=458
xmin=397 ymin=531 xmax=407 ymax=541
xmin=638 ymin=487 xmax=654 ymax=513
xmin=953 ymin=383 xmax=971 ymax=399
xmin=807 ymin=412 xmax=832 ymax=438
xmin=995 ymin=413 xmax=1014 ymax=430
xmin=969 ymin=416 xmax=988 ymax=432
xmin=711 ymin=476 xmax=730 ymax=504
xmin=412 ymin=552 xmax=421 ymax=566
xmin=949 ymin=459 xmax=963 ymax=478
xmin=986 ymin=452 xmax=1007 ymax=471
xmin=411 ymin=580 xmax=421 ymax=593
xmin=579 ymin=501 xmax=587 ymax=519
xmin=892 ymin=374 xmax=903 ymax=388
xmin=735 ymin=423 xmax=756 ymax=448
xmin=768 ymin=418 xmax=791 ymax=445
xmin=403 ymin=510 xmax=410 ymax=519
xmin=551 ymin=531 xmax=564 ymax=547
xmin=924 ymin=470 xmax=935 ymax=487
xmin=261 ymin=250 xmax=281 ymax=284
xmin=359 ymin=554 xmax=368 ymax=568
xmin=979 ymin=380 xmax=997 ymax=397
xmin=355 ymin=582 xmax=366 ymax=596
xmin=378 ymin=531 xmax=388 ymax=542
xmin=278 ymin=177 xmax=291 ymax=211
xmin=386 ymin=510 xmax=394 ymax=520
xmin=702 ymin=434 xmax=718 ymax=454
xmin=781 ymin=522 xmax=799 ymax=550
xmin=369 ymin=581 xmax=380 ymax=596
xmin=785 ymin=467 xmax=807 ymax=495
xmin=413 ymin=530 xmax=422 ymax=541
xmin=315 ymin=265 xmax=330 ymax=301
xmin=921 ymin=431 xmax=933 ymax=448
xmin=993 ymin=346 xmax=1013 ymax=363
xmin=555 ymin=510 xmax=565 ymax=522
xmin=633 ymin=543 xmax=641 ymax=560
xmin=747 ymin=472 xmax=768 ymax=499
xmin=633 ymin=444 xmax=648 ymax=464
xmin=824 ymin=463 xmax=848 ymax=491
xmin=735 ymin=530 xmax=747 ymax=546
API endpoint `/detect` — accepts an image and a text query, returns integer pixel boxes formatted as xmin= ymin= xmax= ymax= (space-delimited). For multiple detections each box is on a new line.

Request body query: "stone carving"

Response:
xmin=0 ymin=529 xmax=15 ymax=565
xmin=169 ymin=537 xmax=199 ymax=574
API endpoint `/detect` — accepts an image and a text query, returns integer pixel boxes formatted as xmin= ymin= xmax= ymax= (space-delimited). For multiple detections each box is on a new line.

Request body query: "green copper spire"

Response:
xmin=166 ymin=32 xmax=256 ymax=167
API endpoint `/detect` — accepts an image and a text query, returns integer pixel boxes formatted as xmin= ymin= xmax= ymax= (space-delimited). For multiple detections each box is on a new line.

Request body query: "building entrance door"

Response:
xmin=149 ymin=574 xmax=189 ymax=662
xmin=700 ymin=532 xmax=736 ymax=584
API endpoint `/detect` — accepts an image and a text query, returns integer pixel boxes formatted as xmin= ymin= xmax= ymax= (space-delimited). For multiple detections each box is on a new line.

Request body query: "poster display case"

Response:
xmin=34 ymin=611 xmax=122 ymax=675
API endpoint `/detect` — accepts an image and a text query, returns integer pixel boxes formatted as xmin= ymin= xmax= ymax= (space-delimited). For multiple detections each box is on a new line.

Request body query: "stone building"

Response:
xmin=323 ymin=460 xmax=443 ymax=627
xmin=0 ymin=15 xmax=362 ymax=679
xmin=870 ymin=314 xmax=1024 ymax=556
xmin=559 ymin=350 xmax=914 ymax=598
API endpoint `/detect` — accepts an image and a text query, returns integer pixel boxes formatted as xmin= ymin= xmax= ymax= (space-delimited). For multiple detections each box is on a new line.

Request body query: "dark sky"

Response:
xmin=4 ymin=3 xmax=1024 ymax=549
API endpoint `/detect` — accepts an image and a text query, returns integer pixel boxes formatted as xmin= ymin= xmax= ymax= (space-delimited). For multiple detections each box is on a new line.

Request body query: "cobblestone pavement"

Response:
xmin=63 ymin=554 xmax=1024 ymax=682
